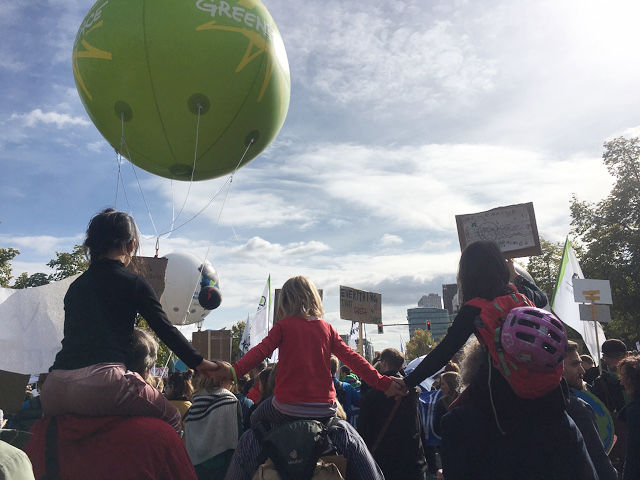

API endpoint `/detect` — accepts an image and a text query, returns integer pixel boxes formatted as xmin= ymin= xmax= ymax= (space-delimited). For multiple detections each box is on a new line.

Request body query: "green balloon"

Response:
xmin=73 ymin=0 xmax=290 ymax=181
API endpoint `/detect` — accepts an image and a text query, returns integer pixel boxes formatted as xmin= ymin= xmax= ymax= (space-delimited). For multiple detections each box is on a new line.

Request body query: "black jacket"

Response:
xmin=357 ymin=371 xmax=427 ymax=480
xmin=51 ymin=259 xmax=202 ymax=370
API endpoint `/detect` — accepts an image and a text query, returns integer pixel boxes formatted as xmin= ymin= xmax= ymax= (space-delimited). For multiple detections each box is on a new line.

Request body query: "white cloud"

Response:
xmin=0 ymin=234 xmax=83 ymax=256
xmin=280 ymin=4 xmax=495 ymax=110
xmin=10 ymin=109 xmax=90 ymax=129
xmin=87 ymin=141 xmax=106 ymax=152
xmin=229 ymin=237 xmax=330 ymax=259
xmin=378 ymin=234 xmax=403 ymax=247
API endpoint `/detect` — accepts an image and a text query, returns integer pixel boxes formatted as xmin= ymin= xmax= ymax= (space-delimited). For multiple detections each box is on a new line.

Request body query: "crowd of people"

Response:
xmin=1 ymin=208 xmax=639 ymax=480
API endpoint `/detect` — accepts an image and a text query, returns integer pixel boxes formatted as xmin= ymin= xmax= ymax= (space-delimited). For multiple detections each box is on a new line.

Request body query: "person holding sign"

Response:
xmin=399 ymin=240 xmax=596 ymax=480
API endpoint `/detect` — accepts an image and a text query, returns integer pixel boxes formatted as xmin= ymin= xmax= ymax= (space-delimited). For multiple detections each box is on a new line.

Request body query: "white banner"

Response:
xmin=0 ymin=275 xmax=79 ymax=374
xmin=240 ymin=276 xmax=271 ymax=355
xmin=348 ymin=321 xmax=358 ymax=349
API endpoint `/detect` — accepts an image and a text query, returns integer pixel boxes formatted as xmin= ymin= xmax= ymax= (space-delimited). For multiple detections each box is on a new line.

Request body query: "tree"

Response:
xmin=405 ymin=328 xmax=436 ymax=361
xmin=570 ymin=136 xmax=640 ymax=345
xmin=231 ymin=320 xmax=246 ymax=362
xmin=13 ymin=272 xmax=51 ymax=289
xmin=0 ymin=248 xmax=19 ymax=287
xmin=47 ymin=245 xmax=89 ymax=281
xmin=525 ymin=238 xmax=564 ymax=299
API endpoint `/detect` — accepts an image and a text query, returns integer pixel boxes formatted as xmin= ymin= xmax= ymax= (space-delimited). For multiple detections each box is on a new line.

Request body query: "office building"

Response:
xmin=407 ymin=307 xmax=451 ymax=343
xmin=442 ymin=283 xmax=459 ymax=314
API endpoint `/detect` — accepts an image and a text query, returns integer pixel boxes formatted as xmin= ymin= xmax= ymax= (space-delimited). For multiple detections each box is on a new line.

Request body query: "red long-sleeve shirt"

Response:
xmin=233 ymin=316 xmax=392 ymax=404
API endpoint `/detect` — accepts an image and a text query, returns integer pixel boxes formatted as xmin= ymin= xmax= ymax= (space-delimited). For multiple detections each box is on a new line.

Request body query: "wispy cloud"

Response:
xmin=279 ymin=3 xmax=495 ymax=110
xmin=10 ymin=109 xmax=90 ymax=129
xmin=378 ymin=234 xmax=403 ymax=247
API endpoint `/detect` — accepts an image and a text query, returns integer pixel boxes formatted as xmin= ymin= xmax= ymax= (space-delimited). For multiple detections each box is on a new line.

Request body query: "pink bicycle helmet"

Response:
xmin=501 ymin=307 xmax=568 ymax=371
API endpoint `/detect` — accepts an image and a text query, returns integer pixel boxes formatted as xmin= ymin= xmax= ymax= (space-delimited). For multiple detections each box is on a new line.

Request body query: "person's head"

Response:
xmin=84 ymin=208 xmax=140 ymax=265
xmin=257 ymin=365 xmax=276 ymax=402
xmin=460 ymin=337 xmax=487 ymax=388
xmin=378 ymin=348 xmax=404 ymax=375
xmin=330 ymin=356 xmax=340 ymax=377
xmin=602 ymin=339 xmax=628 ymax=368
xmin=127 ymin=328 xmax=158 ymax=381
xmin=165 ymin=371 xmax=194 ymax=401
xmin=237 ymin=374 xmax=252 ymax=395
xmin=563 ymin=341 xmax=585 ymax=390
xmin=440 ymin=371 xmax=460 ymax=397
xmin=279 ymin=276 xmax=324 ymax=319
xmin=339 ymin=365 xmax=351 ymax=379
xmin=580 ymin=354 xmax=595 ymax=370
xmin=444 ymin=361 xmax=460 ymax=373
xmin=458 ymin=241 xmax=511 ymax=302
xmin=249 ymin=360 xmax=268 ymax=380
xmin=193 ymin=361 xmax=234 ymax=392
xmin=618 ymin=354 xmax=640 ymax=398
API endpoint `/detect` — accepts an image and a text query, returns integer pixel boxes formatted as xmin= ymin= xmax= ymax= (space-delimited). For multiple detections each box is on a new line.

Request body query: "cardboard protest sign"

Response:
xmin=455 ymin=202 xmax=542 ymax=258
xmin=339 ymin=286 xmax=381 ymax=324
xmin=128 ymin=257 xmax=168 ymax=298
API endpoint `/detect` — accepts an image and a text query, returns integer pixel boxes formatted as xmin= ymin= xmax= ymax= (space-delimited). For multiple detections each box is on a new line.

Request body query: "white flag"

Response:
xmin=249 ymin=276 xmax=271 ymax=350
xmin=551 ymin=238 xmax=606 ymax=366
xmin=239 ymin=314 xmax=251 ymax=354
xmin=348 ymin=322 xmax=358 ymax=349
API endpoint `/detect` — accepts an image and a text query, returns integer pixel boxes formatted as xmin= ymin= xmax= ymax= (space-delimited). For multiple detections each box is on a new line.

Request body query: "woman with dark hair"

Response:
xmin=618 ymin=354 xmax=640 ymax=480
xmin=399 ymin=240 xmax=596 ymax=480
xmin=40 ymin=208 xmax=218 ymax=433
xmin=166 ymin=371 xmax=195 ymax=421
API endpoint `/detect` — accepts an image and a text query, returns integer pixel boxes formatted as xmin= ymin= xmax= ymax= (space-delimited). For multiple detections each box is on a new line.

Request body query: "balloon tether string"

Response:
xmin=180 ymin=139 xmax=254 ymax=320
xmin=173 ymin=104 xmax=202 ymax=225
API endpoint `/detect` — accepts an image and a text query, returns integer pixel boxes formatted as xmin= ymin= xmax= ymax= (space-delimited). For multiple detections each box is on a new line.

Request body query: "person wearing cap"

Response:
xmin=593 ymin=339 xmax=629 ymax=415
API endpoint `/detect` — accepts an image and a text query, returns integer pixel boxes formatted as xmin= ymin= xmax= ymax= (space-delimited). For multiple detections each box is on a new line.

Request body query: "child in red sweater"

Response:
xmin=214 ymin=276 xmax=403 ymax=419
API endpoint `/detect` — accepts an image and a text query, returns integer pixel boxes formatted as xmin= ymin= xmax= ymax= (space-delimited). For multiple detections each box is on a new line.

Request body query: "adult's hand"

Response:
xmin=384 ymin=378 xmax=409 ymax=398
xmin=195 ymin=359 xmax=223 ymax=379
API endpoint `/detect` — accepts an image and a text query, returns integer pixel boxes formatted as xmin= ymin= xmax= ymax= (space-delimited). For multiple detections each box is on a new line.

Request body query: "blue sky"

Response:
xmin=2 ymin=0 xmax=640 ymax=352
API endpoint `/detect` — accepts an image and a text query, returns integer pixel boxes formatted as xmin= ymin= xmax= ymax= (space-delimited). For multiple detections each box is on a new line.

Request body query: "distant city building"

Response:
xmin=340 ymin=334 xmax=375 ymax=363
xmin=418 ymin=293 xmax=443 ymax=309
xmin=442 ymin=284 xmax=458 ymax=314
xmin=407 ymin=307 xmax=450 ymax=343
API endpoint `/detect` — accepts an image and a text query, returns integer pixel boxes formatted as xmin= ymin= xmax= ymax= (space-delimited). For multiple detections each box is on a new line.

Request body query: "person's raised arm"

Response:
xmin=331 ymin=330 xmax=393 ymax=393
xmin=402 ymin=305 xmax=480 ymax=390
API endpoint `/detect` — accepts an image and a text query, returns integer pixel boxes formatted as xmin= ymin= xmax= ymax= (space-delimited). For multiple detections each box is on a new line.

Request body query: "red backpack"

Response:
xmin=465 ymin=291 xmax=564 ymax=399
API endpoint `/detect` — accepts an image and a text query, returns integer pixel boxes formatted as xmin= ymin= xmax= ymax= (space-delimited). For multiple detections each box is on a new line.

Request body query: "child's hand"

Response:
xmin=384 ymin=378 xmax=408 ymax=397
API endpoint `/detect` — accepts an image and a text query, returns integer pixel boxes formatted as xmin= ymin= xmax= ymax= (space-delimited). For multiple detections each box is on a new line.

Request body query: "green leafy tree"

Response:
xmin=0 ymin=248 xmax=19 ymax=287
xmin=525 ymin=238 xmax=564 ymax=299
xmin=405 ymin=328 xmax=436 ymax=361
xmin=231 ymin=320 xmax=246 ymax=362
xmin=47 ymin=245 xmax=89 ymax=281
xmin=570 ymin=136 xmax=640 ymax=344
xmin=13 ymin=272 xmax=51 ymax=289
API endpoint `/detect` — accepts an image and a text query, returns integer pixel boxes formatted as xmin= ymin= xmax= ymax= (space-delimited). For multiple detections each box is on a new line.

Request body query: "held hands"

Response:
xmin=384 ymin=377 xmax=409 ymax=398
xmin=195 ymin=359 xmax=232 ymax=381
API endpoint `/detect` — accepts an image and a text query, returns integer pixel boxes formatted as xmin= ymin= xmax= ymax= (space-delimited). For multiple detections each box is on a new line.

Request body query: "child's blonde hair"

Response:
xmin=194 ymin=361 xmax=233 ymax=392
xmin=279 ymin=276 xmax=324 ymax=319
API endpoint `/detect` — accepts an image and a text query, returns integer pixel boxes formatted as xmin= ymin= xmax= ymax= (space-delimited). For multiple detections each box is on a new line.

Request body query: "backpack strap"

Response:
xmin=40 ymin=416 xmax=60 ymax=480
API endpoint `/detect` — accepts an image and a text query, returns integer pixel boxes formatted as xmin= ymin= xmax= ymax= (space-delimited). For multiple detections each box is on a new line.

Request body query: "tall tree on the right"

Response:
xmin=570 ymin=136 xmax=640 ymax=345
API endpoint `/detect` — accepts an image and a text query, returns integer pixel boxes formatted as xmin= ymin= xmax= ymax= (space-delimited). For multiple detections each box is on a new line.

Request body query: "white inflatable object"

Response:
xmin=161 ymin=252 xmax=215 ymax=325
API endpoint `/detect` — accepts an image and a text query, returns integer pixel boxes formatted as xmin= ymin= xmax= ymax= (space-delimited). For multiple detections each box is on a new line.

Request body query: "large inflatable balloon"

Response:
xmin=73 ymin=0 xmax=290 ymax=181
xmin=161 ymin=252 xmax=221 ymax=325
